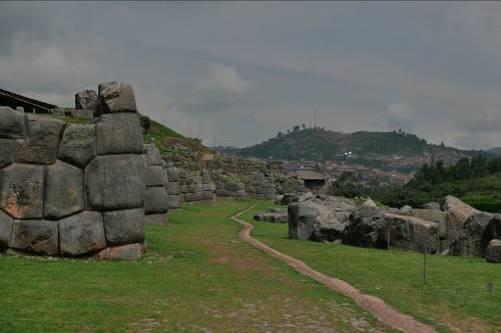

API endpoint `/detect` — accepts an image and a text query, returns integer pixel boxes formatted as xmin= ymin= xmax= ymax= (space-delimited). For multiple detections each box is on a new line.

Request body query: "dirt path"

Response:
xmin=232 ymin=206 xmax=437 ymax=333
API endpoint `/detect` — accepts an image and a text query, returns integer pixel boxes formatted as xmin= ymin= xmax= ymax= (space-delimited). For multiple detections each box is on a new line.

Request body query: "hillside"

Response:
xmin=487 ymin=147 xmax=501 ymax=156
xmin=142 ymin=117 xmax=211 ymax=170
xmin=231 ymin=128 xmax=488 ymax=172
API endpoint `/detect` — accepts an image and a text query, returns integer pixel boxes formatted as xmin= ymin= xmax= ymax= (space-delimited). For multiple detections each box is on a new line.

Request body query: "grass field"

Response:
xmin=242 ymin=200 xmax=501 ymax=333
xmin=0 ymin=199 xmax=394 ymax=333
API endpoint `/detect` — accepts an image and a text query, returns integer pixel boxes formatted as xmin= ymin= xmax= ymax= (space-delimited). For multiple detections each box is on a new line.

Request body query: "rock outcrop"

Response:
xmin=0 ymin=82 xmax=147 ymax=259
xmin=485 ymin=239 xmax=501 ymax=263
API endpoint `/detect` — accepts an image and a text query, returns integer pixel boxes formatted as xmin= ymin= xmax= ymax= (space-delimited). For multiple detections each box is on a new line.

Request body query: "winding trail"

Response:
xmin=232 ymin=206 xmax=437 ymax=333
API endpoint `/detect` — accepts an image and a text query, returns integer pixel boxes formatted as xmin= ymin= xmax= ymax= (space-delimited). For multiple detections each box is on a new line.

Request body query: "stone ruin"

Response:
xmin=0 ymin=82 xmax=151 ymax=259
xmin=286 ymin=194 xmax=501 ymax=263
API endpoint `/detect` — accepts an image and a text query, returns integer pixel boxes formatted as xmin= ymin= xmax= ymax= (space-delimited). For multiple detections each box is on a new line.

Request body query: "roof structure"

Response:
xmin=0 ymin=88 xmax=57 ymax=113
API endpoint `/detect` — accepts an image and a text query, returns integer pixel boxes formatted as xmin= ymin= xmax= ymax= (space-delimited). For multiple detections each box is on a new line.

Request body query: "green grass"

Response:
xmin=0 ymin=199 xmax=394 ymax=332
xmin=242 ymin=200 xmax=501 ymax=333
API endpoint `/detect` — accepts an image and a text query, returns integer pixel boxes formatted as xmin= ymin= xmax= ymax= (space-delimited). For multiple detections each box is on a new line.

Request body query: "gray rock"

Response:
xmin=168 ymin=195 xmax=181 ymax=209
xmin=423 ymin=202 xmax=441 ymax=210
xmin=0 ymin=211 xmax=13 ymax=249
xmin=144 ymin=187 xmax=169 ymax=214
xmin=59 ymin=211 xmax=106 ymax=256
xmin=0 ymin=139 xmax=16 ymax=168
xmin=399 ymin=205 xmax=413 ymax=215
xmin=145 ymin=144 xmax=163 ymax=166
xmin=103 ymin=208 xmax=145 ymax=245
xmin=96 ymin=81 xmax=137 ymax=114
xmin=95 ymin=243 xmax=145 ymax=260
xmin=44 ymin=161 xmax=84 ymax=219
xmin=71 ymin=109 xmax=94 ymax=120
xmin=11 ymin=220 xmax=58 ymax=255
xmin=0 ymin=106 xmax=25 ymax=139
xmin=1 ymin=164 xmax=44 ymax=219
xmin=145 ymin=213 xmax=167 ymax=225
xmin=383 ymin=213 xmax=439 ymax=254
xmin=362 ymin=198 xmax=377 ymax=208
xmin=485 ymin=239 xmax=501 ymax=263
xmin=75 ymin=89 xmax=98 ymax=110
xmin=58 ymin=124 xmax=96 ymax=168
xmin=145 ymin=166 xmax=164 ymax=187
xmin=451 ymin=211 xmax=493 ymax=256
xmin=15 ymin=115 xmax=65 ymax=164
xmin=166 ymin=181 xmax=178 ymax=195
xmin=344 ymin=207 xmax=387 ymax=248
xmin=167 ymin=167 xmax=180 ymax=182
xmin=85 ymin=155 xmax=146 ymax=211
xmin=96 ymin=113 xmax=143 ymax=155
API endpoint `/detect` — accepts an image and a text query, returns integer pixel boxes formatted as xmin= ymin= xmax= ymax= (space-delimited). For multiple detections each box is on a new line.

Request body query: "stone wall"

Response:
xmin=0 ymin=82 xmax=146 ymax=259
xmin=144 ymin=144 xmax=169 ymax=224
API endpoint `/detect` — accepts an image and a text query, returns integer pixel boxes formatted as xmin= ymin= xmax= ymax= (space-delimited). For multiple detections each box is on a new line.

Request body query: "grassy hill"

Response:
xmin=142 ymin=118 xmax=211 ymax=170
xmin=232 ymin=128 xmax=487 ymax=172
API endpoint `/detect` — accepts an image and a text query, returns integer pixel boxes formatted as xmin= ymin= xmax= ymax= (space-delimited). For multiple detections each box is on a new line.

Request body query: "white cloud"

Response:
xmin=182 ymin=63 xmax=252 ymax=113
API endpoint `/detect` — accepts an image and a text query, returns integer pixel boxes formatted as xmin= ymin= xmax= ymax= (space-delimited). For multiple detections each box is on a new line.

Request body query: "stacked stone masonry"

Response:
xmin=0 ymin=82 xmax=146 ymax=259
xmin=144 ymin=144 xmax=169 ymax=224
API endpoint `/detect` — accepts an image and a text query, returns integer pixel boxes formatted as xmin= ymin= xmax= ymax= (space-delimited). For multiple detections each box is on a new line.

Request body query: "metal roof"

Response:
xmin=0 ymin=88 xmax=57 ymax=113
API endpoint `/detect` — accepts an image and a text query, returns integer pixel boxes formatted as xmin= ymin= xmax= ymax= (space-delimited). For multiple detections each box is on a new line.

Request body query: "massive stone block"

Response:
xmin=44 ymin=161 xmax=84 ymax=219
xmin=95 ymin=243 xmax=145 ymax=260
xmin=59 ymin=211 xmax=106 ymax=256
xmin=1 ymin=164 xmax=44 ymax=219
xmin=75 ymin=89 xmax=98 ymax=110
xmin=144 ymin=187 xmax=169 ymax=214
xmin=145 ymin=143 xmax=163 ymax=166
xmin=0 ymin=211 xmax=13 ymax=249
xmin=15 ymin=115 xmax=65 ymax=164
xmin=96 ymin=113 xmax=143 ymax=155
xmin=0 ymin=139 xmax=16 ymax=168
xmin=96 ymin=81 xmax=137 ymax=114
xmin=85 ymin=155 xmax=146 ymax=211
xmin=166 ymin=181 xmax=178 ymax=195
xmin=58 ymin=124 xmax=96 ymax=168
xmin=0 ymin=106 xmax=25 ymax=139
xmin=145 ymin=166 xmax=164 ymax=187
xmin=11 ymin=220 xmax=58 ymax=255
xmin=103 ymin=208 xmax=145 ymax=245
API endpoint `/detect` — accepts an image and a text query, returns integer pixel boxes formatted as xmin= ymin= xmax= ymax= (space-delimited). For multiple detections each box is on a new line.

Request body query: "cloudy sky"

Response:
xmin=2 ymin=2 xmax=501 ymax=149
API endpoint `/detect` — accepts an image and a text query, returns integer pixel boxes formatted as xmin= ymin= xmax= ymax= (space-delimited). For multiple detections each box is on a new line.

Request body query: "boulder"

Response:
xmin=423 ymin=202 xmax=441 ymax=210
xmin=44 ymin=161 xmax=84 ymax=219
xmin=75 ymin=89 xmax=98 ymax=110
xmin=85 ymin=155 xmax=146 ymax=211
xmin=96 ymin=81 xmax=137 ymax=114
xmin=451 ymin=211 xmax=493 ymax=256
xmin=103 ymin=208 xmax=145 ymax=245
xmin=15 ymin=115 xmax=65 ymax=164
xmin=399 ymin=205 xmax=413 ymax=215
xmin=485 ymin=239 xmax=501 ymax=263
xmin=344 ymin=207 xmax=388 ymax=248
xmin=1 ymin=164 xmax=44 ymax=219
xmin=288 ymin=197 xmax=356 ymax=241
xmin=167 ymin=167 xmax=180 ymax=182
xmin=145 ymin=213 xmax=167 ymax=225
xmin=383 ymin=213 xmax=439 ymax=254
xmin=145 ymin=144 xmax=163 ymax=166
xmin=362 ymin=198 xmax=377 ymax=208
xmin=95 ymin=243 xmax=145 ymax=260
xmin=96 ymin=113 xmax=143 ymax=155
xmin=0 ymin=106 xmax=25 ymax=139
xmin=144 ymin=187 xmax=169 ymax=214
xmin=58 ymin=124 xmax=96 ymax=168
xmin=59 ymin=211 xmax=106 ymax=256
xmin=11 ymin=220 xmax=58 ymax=255
xmin=0 ymin=139 xmax=16 ymax=168
xmin=0 ymin=211 xmax=13 ymax=250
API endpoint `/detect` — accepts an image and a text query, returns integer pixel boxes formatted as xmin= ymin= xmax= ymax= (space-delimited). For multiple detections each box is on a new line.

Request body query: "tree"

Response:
xmin=301 ymin=124 xmax=306 ymax=129
xmin=293 ymin=125 xmax=300 ymax=132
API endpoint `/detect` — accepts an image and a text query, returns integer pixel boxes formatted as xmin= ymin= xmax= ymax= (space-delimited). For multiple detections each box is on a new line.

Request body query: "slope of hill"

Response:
xmin=487 ymin=147 xmax=501 ymax=156
xmin=231 ymin=128 xmax=488 ymax=172
xmin=143 ymin=118 xmax=211 ymax=170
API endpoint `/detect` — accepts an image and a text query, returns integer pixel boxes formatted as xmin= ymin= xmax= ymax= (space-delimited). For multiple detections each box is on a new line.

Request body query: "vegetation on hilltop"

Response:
xmin=232 ymin=127 xmax=487 ymax=172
